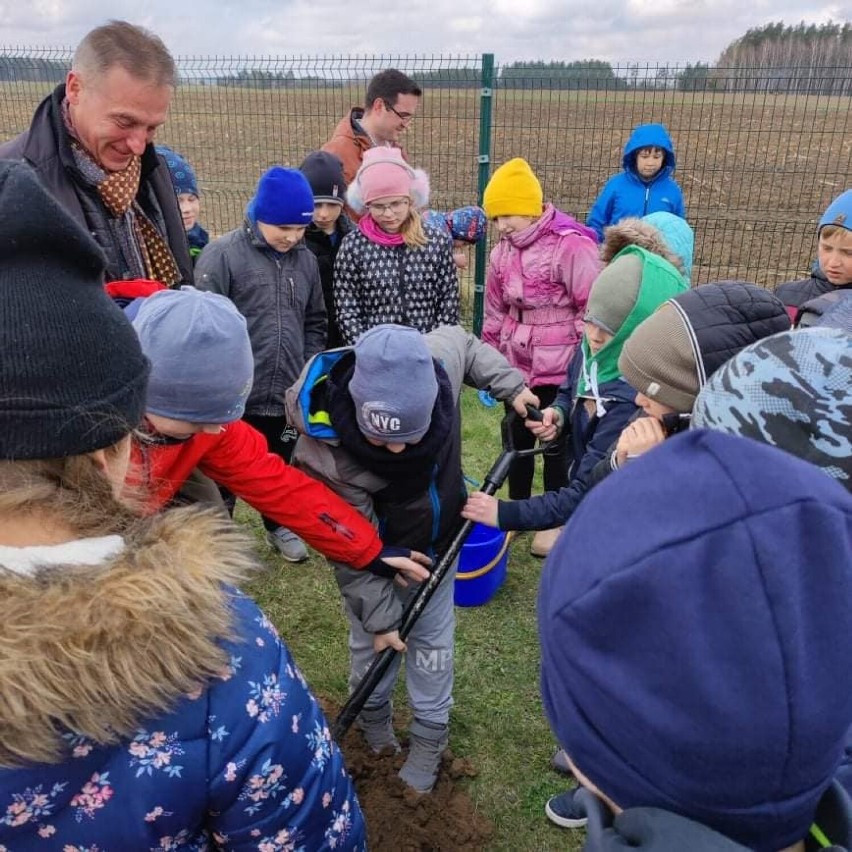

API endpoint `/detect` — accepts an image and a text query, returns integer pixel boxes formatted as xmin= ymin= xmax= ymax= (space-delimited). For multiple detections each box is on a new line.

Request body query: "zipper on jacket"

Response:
xmin=267 ymin=257 xmax=283 ymax=410
xmin=396 ymin=245 xmax=410 ymax=326
xmin=288 ymin=276 xmax=296 ymax=308
xmin=429 ymin=464 xmax=441 ymax=546
xmin=643 ymin=185 xmax=650 ymax=216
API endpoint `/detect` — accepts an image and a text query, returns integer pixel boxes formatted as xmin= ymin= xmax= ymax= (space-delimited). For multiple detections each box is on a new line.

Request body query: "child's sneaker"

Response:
xmin=399 ymin=718 xmax=448 ymax=793
xmin=545 ymin=788 xmax=588 ymax=828
xmin=531 ymin=526 xmax=563 ymax=557
xmin=267 ymin=526 xmax=308 ymax=562
xmin=356 ymin=703 xmax=400 ymax=754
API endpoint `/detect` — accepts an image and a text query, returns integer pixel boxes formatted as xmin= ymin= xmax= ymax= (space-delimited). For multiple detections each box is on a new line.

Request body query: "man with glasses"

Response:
xmin=322 ymin=68 xmax=422 ymax=219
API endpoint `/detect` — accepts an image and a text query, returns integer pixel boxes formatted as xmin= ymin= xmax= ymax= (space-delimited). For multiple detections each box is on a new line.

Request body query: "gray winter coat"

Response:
xmin=285 ymin=325 xmax=526 ymax=633
xmin=0 ymin=85 xmax=192 ymax=287
xmin=195 ymin=223 xmax=327 ymax=417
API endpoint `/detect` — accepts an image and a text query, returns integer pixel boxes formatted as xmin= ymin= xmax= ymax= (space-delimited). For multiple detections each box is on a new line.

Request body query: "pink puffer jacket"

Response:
xmin=482 ymin=204 xmax=601 ymax=387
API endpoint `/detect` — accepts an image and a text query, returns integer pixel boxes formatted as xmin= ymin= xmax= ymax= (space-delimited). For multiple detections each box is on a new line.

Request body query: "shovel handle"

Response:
xmin=524 ymin=404 xmax=544 ymax=422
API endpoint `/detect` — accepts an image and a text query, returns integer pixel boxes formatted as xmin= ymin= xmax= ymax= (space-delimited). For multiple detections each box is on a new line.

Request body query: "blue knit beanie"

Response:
xmin=349 ymin=324 xmax=438 ymax=443
xmin=539 ymin=430 xmax=852 ymax=852
xmin=133 ymin=287 xmax=254 ymax=423
xmin=643 ymin=211 xmax=693 ymax=284
xmin=252 ymin=166 xmax=315 ymax=227
xmin=819 ymin=188 xmax=852 ymax=232
xmin=692 ymin=327 xmax=852 ymax=490
xmin=155 ymin=145 xmax=199 ymax=197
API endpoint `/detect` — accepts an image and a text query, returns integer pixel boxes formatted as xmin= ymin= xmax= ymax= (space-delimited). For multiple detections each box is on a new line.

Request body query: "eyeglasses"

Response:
xmin=383 ymin=100 xmax=415 ymax=123
xmin=367 ymin=199 xmax=410 ymax=215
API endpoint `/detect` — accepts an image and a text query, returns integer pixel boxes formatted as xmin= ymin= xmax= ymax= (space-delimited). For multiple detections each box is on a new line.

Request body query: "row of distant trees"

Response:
xmin=712 ymin=21 xmax=852 ymax=94
xmin=1 ymin=21 xmax=850 ymax=94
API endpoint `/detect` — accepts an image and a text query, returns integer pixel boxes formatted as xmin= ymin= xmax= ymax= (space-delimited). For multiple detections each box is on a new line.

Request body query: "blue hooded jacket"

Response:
xmin=587 ymin=124 xmax=686 ymax=240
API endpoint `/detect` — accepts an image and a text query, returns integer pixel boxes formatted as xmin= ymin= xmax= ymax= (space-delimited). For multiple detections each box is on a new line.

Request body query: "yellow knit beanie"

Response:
xmin=483 ymin=158 xmax=543 ymax=219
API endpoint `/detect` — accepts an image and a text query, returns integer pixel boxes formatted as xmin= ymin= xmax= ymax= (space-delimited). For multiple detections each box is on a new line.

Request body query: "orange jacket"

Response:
xmin=321 ymin=108 xmax=409 ymax=221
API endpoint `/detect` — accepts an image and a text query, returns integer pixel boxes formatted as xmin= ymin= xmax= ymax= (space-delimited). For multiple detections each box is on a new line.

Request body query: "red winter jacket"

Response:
xmin=132 ymin=419 xmax=382 ymax=568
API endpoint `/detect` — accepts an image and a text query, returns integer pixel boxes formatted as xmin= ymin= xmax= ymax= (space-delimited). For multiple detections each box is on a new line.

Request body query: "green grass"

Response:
xmin=242 ymin=387 xmax=583 ymax=850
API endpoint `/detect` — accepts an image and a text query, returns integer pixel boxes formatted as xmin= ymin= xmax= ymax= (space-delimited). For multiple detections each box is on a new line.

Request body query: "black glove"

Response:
xmin=363 ymin=546 xmax=415 ymax=580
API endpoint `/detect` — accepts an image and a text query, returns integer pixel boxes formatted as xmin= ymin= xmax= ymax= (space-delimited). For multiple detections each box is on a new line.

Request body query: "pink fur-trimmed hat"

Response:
xmin=347 ymin=147 xmax=430 ymax=212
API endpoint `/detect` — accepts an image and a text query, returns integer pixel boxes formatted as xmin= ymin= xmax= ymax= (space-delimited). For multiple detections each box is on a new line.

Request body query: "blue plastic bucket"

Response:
xmin=454 ymin=523 xmax=511 ymax=607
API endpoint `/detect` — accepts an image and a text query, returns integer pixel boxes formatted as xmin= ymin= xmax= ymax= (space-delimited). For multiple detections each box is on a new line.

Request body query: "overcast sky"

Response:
xmin=1 ymin=0 xmax=848 ymax=65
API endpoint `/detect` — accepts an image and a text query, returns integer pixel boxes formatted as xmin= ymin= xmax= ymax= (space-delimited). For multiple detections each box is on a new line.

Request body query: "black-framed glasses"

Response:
xmin=383 ymin=100 xmax=415 ymax=122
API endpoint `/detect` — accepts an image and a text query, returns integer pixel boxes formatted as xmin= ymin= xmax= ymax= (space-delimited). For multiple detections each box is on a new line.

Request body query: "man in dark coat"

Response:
xmin=0 ymin=20 xmax=192 ymax=286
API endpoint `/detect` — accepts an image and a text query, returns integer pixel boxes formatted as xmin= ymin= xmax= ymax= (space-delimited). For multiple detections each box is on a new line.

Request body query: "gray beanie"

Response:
xmin=133 ymin=287 xmax=254 ymax=424
xmin=584 ymin=253 xmax=644 ymax=334
xmin=350 ymin=324 xmax=439 ymax=443
xmin=618 ymin=302 xmax=699 ymax=412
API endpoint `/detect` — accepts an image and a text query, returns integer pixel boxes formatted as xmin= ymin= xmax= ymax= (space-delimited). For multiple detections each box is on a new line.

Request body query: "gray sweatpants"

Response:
xmin=346 ymin=560 xmax=457 ymax=725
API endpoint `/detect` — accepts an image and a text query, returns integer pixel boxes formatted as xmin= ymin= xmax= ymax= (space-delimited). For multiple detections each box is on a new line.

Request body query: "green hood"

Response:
xmin=578 ymin=245 xmax=688 ymax=398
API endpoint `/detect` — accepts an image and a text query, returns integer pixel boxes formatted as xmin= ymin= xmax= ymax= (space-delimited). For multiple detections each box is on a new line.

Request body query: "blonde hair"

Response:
xmin=819 ymin=224 xmax=852 ymax=243
xmin=400 ymin=207 xmax=428 ymax=248
xmin=0 ymin=442 xmax=141 ymax=540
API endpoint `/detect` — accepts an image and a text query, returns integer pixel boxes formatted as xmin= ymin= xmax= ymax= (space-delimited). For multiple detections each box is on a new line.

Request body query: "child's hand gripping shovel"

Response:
xmin=332 ymin=405 xmax=551 ymax=740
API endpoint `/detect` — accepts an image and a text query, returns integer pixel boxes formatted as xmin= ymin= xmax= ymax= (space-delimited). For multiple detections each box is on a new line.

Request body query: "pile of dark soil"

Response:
xmin=324 ymin=701 xmax=494 ymax=851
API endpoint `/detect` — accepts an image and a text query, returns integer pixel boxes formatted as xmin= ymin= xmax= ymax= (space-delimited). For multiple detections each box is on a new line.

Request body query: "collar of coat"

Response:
xmin=0 ymin=507 xmax=257 ymax=768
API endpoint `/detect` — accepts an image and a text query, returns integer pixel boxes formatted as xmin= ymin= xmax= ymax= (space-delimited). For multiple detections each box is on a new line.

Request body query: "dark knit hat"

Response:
xmin=692 ymin=328 xmax=852 ymax=491
xmin=132 ymin=287 xmax=254 ymax=424
xmin=299 ymin=151 xmax=346 ymax=206
xmin=155 ymin=145 xmax=199 ymax=197
xmin=0 ymin=160 xmax=149 ymax=459
xmin=619 ymin=281 xmax=790 ymax=412
xmin=253 ymin=166 xmax=315 ymax=226
xmin=539 ymin=429 xmax=852 ymax=852
xmin=350 ymin=324 xmax=438 ymax=443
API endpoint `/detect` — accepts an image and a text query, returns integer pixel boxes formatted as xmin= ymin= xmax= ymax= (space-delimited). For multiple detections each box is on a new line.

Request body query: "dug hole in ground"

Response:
xmin=322 ymin=699 xmax=494 ymax=850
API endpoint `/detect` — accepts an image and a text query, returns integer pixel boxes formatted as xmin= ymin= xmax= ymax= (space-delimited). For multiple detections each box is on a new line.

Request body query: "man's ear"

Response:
xmin=66 ymin=70 xmax=83 ymax=104
xmin=367 ymin=96 xmax=386 ymax=115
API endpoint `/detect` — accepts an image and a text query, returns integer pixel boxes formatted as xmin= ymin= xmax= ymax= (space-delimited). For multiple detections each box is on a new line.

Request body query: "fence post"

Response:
xmin=473 ymin=53 xmax=494 ymax=336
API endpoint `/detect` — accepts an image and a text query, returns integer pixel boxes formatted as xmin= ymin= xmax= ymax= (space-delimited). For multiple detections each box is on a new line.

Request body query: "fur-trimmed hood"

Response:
xmin=601 ymin=216 xmax=685 ymax=275
xmin=0 ymin=508 xmax=257 ymax=767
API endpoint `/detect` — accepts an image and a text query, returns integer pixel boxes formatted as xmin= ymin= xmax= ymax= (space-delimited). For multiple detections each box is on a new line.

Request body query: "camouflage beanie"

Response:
xmin=692 ymin=327 xmax=852 ymax=491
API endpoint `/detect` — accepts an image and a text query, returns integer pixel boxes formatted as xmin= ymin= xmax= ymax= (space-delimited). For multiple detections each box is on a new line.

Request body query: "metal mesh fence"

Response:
xmin=1 ymin=49 xmax=850 ymax=329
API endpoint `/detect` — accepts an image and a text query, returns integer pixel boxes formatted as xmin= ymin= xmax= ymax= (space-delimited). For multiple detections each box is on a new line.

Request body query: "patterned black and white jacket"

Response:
xmin=332 ymin=223 xmax=459 ymax=344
